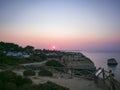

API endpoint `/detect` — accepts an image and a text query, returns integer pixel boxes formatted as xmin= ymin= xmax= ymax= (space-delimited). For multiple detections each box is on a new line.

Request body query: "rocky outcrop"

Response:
xmin=61 ymin=52 xmax=96 ymax=70
xmin=107 ymin=58 xmax=118 ymax=66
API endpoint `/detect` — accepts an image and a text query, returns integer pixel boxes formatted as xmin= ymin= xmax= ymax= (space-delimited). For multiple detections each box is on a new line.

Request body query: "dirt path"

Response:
xmin=31 ymin=77 xmax=103 ymax=90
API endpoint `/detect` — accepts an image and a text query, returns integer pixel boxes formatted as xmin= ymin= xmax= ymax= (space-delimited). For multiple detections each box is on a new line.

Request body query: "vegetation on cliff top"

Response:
xmin=0 ymin=41 xmax=62 ymax=67
xmin=46 ymin=60 xmax=64 ymax=67
xmin=0 ymin=70 xmax=69 ymax=90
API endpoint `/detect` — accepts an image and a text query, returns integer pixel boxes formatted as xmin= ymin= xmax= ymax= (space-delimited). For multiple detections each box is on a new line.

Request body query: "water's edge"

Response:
xmin=82 ymin=51 xmax=120 ymax=81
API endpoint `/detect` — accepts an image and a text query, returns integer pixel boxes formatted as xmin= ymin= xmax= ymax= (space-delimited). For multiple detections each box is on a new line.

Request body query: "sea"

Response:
xmin=82 ymin=51 xmax=120 ymax=81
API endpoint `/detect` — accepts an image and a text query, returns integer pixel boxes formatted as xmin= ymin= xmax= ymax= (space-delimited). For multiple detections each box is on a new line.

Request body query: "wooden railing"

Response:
xmin=95 ymin=68 xmax=120 ymax=90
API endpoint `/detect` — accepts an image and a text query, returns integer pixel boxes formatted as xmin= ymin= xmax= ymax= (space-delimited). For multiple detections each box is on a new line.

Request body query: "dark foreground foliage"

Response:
xmin=0 ymin=70 xmax=69 ymax=90
xmin=36 ymin=81 xmax=69 ymax=90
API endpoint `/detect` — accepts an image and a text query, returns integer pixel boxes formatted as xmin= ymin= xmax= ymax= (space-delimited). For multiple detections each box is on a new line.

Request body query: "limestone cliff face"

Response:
xmin=61 ymin=52 xmax=96 ymax=70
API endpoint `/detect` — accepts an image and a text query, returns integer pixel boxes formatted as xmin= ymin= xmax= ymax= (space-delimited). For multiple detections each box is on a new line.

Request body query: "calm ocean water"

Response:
xmin=82 ymin=51 xmax=120 ymax=81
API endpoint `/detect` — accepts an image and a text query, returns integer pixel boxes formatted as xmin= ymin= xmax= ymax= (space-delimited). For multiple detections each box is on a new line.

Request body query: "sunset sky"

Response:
xmin=0 ymin=0 xmax=120 ymax=51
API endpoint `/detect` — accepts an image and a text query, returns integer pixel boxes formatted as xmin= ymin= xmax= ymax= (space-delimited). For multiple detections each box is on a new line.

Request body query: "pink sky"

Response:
xmin=0 ymin=28 xmax=119 ymax=51
xmin=0 ymin=0 xmax=120 ymax=51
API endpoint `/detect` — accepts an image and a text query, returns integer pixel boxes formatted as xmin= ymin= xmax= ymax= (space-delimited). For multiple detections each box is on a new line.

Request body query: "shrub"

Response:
xmin=45 ymin=60 xmax=65 ymax=72
xmin=45 ymin=60 xmax=64 ymax=67
xmin=23 ymin=70 xmax=36 ymax=76
xmin=0 ymin=70 xmax=69 ymax=90
xmin=15 ymin=75 xmax=32 ymax=86
xmin=0 ymin=70 xmax=33 ymax=90
xmin=36 ymin=81 xmax=69 ymax=90
xmin=38 ymin=69 xmax=53 ymax=76
xmin=0 ymin=80 xmax=3 ymax=90
xmin=0 ymin=70 xmax=17 ymax=83
xmin=4 ymin=82 xmax=17 ymax=90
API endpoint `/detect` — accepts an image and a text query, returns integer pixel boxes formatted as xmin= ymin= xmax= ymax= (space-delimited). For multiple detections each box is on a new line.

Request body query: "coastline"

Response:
xmin=82 ymin=51 xmax=120 ymax=81
xmin=1 ymin=50 xmax=120 ymax=90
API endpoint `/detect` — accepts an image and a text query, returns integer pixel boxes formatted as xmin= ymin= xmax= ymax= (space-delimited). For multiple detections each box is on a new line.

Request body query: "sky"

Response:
xmin=0 ymin=0 xmax=120 ymax=51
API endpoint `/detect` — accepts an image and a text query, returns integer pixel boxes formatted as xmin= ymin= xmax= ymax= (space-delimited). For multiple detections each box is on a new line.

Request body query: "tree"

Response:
xmin=24 ymin=46 xmax=34 ymax=51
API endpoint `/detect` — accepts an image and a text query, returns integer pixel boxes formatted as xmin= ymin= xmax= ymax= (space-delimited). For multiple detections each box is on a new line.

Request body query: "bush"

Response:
xmin=23 ymin=70 xmax=36 ymax=76
xmin=38 ymin=69 xmax=53 ymax=76
xmin=4 ymin=82 xmax=17 ymax=90
xmin=18 ymin=84 xmax=34 ymax=90
xmin=45 ymin=60 xmax=64 ymax=67
xmin=36 ymin=81 xmax=69 ymax=90
xmin=0 ymin=70 xmax=69 ymax=90
xmin=0 ymin=70 xmax=32 ymax=90
xmin=0 ymin=80 xmax=3 ymax=90
xmin=0 ymin=70 xmax=17 ymax=83
xmin=15 ymin=75 xmax=32 ymax=86
xmin=45 ymin=60 xmax=65 ymax=72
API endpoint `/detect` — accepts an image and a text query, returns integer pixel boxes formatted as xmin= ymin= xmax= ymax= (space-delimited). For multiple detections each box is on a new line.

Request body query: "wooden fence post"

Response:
xmin=109 ymin=70 xmax=116 ymax=90
xmin=102 ymin=68 xmax=105 ymax=82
